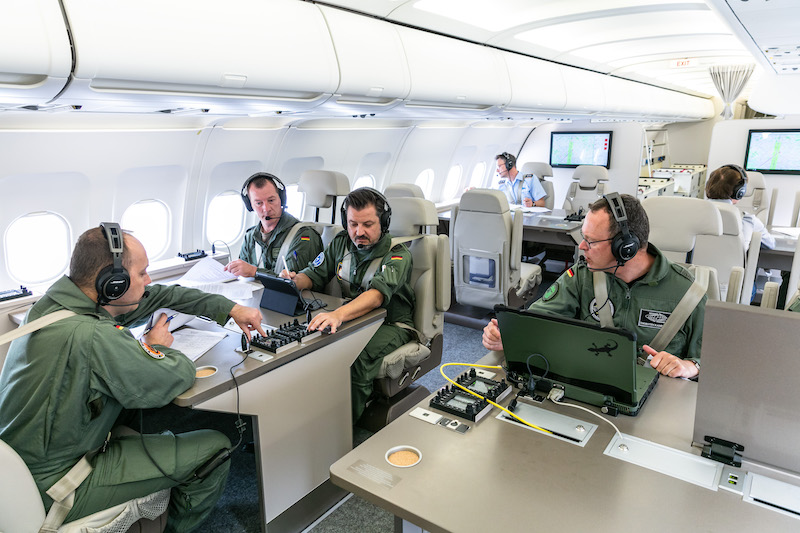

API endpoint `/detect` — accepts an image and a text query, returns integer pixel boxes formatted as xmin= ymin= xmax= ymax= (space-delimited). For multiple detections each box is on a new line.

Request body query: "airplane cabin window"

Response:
xmin=120 ymin=200 xmax=170 ymax=260
xmin=353 ymin=174 xmax=375 ymax=190
xmin=442 ymin=165 xmax=463 ymax=200
xmin=5 ymin=212 xmax=71 ymax=284
xmin=207 ymin=191 xmax=246 ymax=246
xmin=284 ymin=184 xmax=305 ymax=219
xmin=415 ymin=169 xmax=434 ymax=199
xmin=469 ymin=162 xmax=487 ymax=189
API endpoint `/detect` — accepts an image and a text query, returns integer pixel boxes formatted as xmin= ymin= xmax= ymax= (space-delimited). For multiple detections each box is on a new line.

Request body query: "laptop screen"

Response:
xmin=496 ymin=307 xmax=639 ymax=405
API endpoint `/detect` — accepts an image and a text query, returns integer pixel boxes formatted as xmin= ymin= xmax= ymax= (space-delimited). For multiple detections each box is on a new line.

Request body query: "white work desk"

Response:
xmin=331 ymin=351 xmax=800 ymax=532
xmin=176 ymin=290 xmax=385 ymax=532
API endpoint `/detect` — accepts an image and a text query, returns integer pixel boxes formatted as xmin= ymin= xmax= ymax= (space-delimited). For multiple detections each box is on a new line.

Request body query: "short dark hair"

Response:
xmin=69 ymin=227 xmax=132 ymax=289
xmin=706 ymin=166 xmax=742 ymax=200
xmin=589 ymin=194 xmax=649 ymax=249
xmin=343 ymin=187 xmax=386 ymax=218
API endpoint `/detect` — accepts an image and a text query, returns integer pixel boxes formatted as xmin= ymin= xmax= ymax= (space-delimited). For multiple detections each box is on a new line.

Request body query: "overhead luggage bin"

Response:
xmin=317 ymin=6 xmax=410 ymax=116
xmin=57 ymin=0 xmax=339 ymax=115
xmin=0 ymin=0 xmax=72 ymax=108
xmin=391 ymin=26 xmax=510 ymax=118
xmin=499 ymin=52 xmax=567 ymax=116
xmin=560 ymin=67 xmax=605 ymax=116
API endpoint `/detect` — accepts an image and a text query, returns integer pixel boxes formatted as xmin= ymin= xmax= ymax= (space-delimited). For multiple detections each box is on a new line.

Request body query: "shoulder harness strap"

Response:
xmin=0 ymin=309 xmax=77 ymax=346
xmin=648 ymin=266 xmax=708 ymax=352
xmin=591 ymin=271 xmax=615 ymax=328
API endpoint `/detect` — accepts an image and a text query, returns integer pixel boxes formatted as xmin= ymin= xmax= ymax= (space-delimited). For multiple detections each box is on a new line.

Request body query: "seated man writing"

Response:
xmin=225 ymin=172 xmax=323 ymax=276
xmin=0 ymin=224 xmax=266 ymax=532
xmin=483 ymin=193 xmax=704 ymax=379
xmin=282 ymin=187 xmax=415 ymax=422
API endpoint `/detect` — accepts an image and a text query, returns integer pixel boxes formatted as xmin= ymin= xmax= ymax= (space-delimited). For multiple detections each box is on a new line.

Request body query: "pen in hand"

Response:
xmin=144 ymin=314 xmax=175 ymax=336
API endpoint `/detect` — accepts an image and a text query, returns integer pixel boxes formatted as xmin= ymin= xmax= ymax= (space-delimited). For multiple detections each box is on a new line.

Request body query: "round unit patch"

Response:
xmin=139 ymin=340 xmax=164 ymax=359
xmin=543 ymin=282 xmax=559 ymax=301
xmin=312 ymin=252 xmax=325 ymax=267
xmin=589 ymin=298 xmax=615 ymax=322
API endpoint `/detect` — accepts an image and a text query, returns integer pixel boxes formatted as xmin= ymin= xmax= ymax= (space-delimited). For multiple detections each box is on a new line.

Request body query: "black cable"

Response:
xmin=139 ymin=409 xmax=190 ymax=486
xmin=228 ymin=351 xmax=248 ymax=451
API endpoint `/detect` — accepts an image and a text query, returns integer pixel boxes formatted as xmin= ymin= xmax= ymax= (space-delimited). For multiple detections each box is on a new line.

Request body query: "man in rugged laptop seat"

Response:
xmin=483 ymin=193 xmax=704 ymax=379
xmin=225 ymin=172 xmax=323 ymax=276
xmin=282 ymin=187 xmax=416 ymax=422
xmin=0 ymin=224 xmax=266 ymax=532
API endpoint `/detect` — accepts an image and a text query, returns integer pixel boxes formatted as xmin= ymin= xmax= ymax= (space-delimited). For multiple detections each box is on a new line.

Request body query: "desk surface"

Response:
xmin=331 ymin=351 xmax=799 ymax=532
xmin=759 ymin=228 xmax=797 ymax=271
xmin=175 ymin=291 xmax=386 ymax=406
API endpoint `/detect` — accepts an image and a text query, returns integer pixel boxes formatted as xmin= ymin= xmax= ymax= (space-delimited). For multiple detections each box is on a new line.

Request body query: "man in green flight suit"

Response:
xmin=282 ymin=187 xmax=415 ymax=422
xmin=483 ymin=193 xmax=704 ymax=380
xmin=225 ymin=172 xmax=323 ymax=276
xmin=0 ymin=224 xmax=266 ymax=532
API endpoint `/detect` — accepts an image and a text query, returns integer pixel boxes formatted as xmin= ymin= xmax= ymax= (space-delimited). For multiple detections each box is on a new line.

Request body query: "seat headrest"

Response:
xmin=642 ymin=196 xmax=722 ymax=252
xmin=388 ymin=197 xmax=438 ymax=236
xmin=713 ymin=202 xmax=743 ymax=235
xmin=458 ymin=189 xmax=510 ymax=213
xmin=520 ymin=162 xmax=553 ymax=179
xmin=384 ymin=183 xmax=425 ymax=199
xmin=299 ymin=170 xmax=350 ymax=208
xmin=744 ymin=171 xmax=766 ymax=194
xmin=574 ymin=165 xmax=608 ymax=188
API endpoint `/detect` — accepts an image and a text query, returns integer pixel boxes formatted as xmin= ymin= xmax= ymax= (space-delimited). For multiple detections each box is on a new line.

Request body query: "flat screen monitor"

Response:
xmin=744 ymin=129 xmax=800 ymax=174
xmin=549 ymin=131 xmax=612 ymax=169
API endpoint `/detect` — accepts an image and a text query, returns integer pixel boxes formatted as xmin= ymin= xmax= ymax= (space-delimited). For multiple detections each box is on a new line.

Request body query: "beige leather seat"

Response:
xmin=563 ymin=165 xmax=607 ymax=215
xmin=298 ymin=169 xmax=351 ymax=247
xmin=452 ymin=189 xmax=542 ymax=309
xmin=642 ymin=196 xmax=746 ymax=303
xmin=359 ymin=197 xmax=451 ymax=431
xmin=736 ymin=171 xmax=775 ymax=226
xmin=520 ymin=162 xmax=554 ymax=210
xmin=384 ymin=183 xmax=425 ymax=199
xmin=0 ymin=439 xmax=169 ymax=533
xmin=695 ymin=202 xmax=761 ymax=303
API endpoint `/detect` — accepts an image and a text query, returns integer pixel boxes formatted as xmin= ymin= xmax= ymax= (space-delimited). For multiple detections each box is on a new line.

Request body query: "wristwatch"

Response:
xmin=692 ymin=360 xmax=700 ymax=372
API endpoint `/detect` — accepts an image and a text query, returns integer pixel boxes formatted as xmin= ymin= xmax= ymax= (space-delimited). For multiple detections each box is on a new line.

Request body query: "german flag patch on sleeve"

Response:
xmin=300 ymin=236 xmax=310 ymax=241
xmin=391 ymin=255 xmax=403 ymax=260
xmin=566 ymin=268 xmax=574 ymax=277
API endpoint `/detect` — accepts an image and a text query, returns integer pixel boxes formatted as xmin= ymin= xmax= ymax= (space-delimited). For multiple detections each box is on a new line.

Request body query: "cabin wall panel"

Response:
xmin=708 ymin=118 xmax=800 ymax=226
xmin=0 ymin=127 xmax=205 ymax=290
xmin=520 ymin=121 xmax=644 ymax=205
xmin=191 ymin=126 xmax=289 ymax=252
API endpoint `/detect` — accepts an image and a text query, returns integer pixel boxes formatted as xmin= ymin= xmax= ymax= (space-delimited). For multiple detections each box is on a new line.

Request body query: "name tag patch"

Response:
xmin=638 ymin=309 xmax=670 ymax=329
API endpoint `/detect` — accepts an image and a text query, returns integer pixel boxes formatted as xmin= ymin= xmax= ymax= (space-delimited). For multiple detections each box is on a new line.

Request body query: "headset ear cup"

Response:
xmin=612 ymin=233 xmax=640 ymax=263
xmin=96 ymin=265 xmax=131 ymax=302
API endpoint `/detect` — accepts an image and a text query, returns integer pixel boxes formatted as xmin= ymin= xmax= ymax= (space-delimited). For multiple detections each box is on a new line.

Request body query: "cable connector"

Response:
xmin=547 ymin=387 xmax=564 ymax=403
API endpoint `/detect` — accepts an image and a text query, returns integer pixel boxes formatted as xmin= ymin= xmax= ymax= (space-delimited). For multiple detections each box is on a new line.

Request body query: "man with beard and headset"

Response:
xmin=482 ymin=193 xmax=705 ymax=379
xmin=281 ymin=187 xmax=415 ymax=423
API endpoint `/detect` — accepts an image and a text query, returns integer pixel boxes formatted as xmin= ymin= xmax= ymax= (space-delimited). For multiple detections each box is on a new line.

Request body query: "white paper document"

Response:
xmin=171 ymin=329 xmax=228 ymax=361
xmin=178 ymin=257 xmax=237 ymax=285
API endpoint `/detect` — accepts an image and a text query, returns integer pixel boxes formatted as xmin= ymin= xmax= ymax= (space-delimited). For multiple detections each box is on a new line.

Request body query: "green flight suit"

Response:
xmin=788 ymin=298 xmax=800 ymax=313
xmin=239 ymin=211 xmax=324 ymax=275
xmin=0 ymin=276 xmax=237 ymax=533
xmin=530 ymin=244 xmax=705 ymax=362
xmin=300 ymin=230 xmax=415 ymax=421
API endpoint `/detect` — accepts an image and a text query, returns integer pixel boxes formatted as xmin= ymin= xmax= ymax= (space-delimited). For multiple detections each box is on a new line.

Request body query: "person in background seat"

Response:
xmin=496 ymin=152 xmax=546 ymax=207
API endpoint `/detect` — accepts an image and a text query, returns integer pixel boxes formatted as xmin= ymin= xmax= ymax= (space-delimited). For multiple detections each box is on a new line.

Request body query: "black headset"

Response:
xmin=96 ymin=222 xmax=130 ymax=304
xmin=240 ymin=172 xmax=287 ymax=212
xmin=341 ymin=187 xmax=392 ymax=234
xmin=604 ymin=193 xmax=640 ymax=265
xmin=499 ymin=152 xmax=516 ymax=171
xmin=723 ymin=164 xmax=748 ymax=201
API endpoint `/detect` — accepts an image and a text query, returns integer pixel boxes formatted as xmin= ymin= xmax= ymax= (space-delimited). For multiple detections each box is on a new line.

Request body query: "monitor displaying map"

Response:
xmin=549 ymin=131 xmax=612 ymax=169
xmin=744 ymin=129 xmax=800 ymax=174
